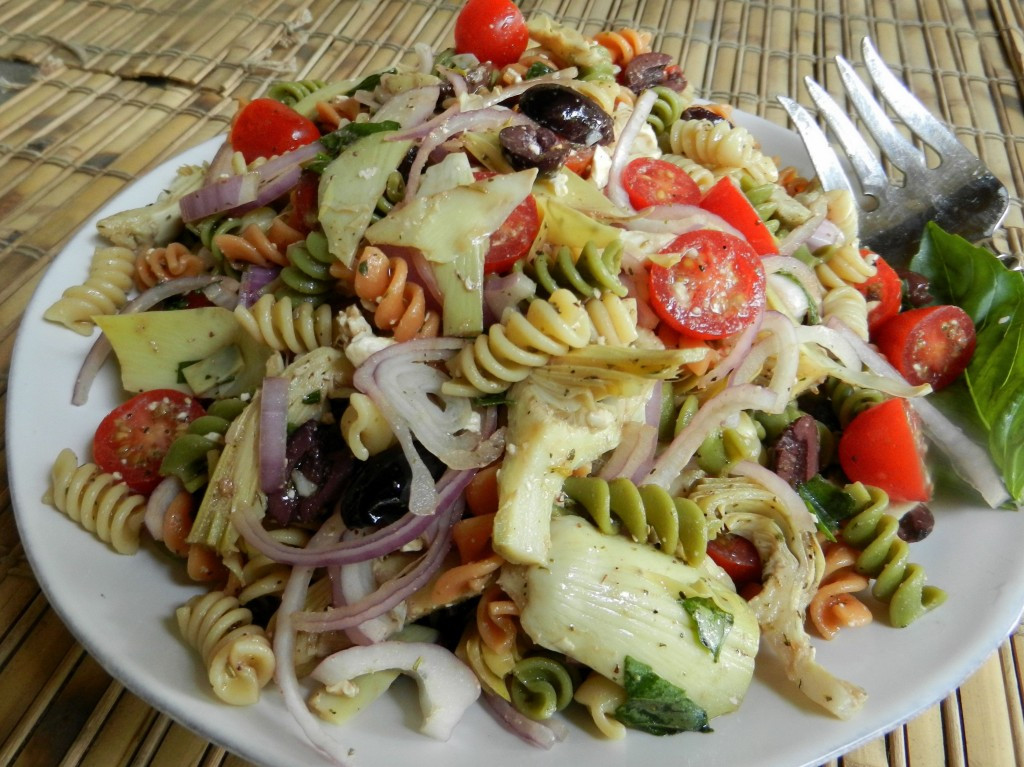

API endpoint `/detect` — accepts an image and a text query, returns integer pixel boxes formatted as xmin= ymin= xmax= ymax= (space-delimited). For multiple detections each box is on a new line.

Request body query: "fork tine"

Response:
xmin=833 ymin=54 xmax=926 ymax=175
xmin=803 ymin=76 xmax=889 ymax=197
xmin=776 ymin=96 xmax=853 ymax=196
xmin=860 ymin=38 xmax=968 ymax=159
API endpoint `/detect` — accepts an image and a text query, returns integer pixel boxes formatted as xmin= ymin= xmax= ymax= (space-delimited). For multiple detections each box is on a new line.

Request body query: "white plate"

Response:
xmin=9 ymin=113 xmax=1024 ymax=767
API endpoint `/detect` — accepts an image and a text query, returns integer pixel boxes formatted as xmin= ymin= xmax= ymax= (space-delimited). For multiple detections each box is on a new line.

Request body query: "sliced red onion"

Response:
xmin=251 ymin=139 xmax=326 ymax=180
xmin=259 ymin=376 xmax=289 ymax=493
xmin=438 ymin=66 xmax=468 ymax=100
xmin=645 ymin=384 xmax=781 ymax=489
xmin=828 ymin=318 xmax=1010 ymax=508
xmin=730 ymin=311 xmax=799 ymax=411
xmin=203 ymin=139 xmax=235 ymax=184
xmin=231 ymin=164 xmax=302 ymax=217
xmin=480 ymin=688 xmax=568 ymax=749
xmin=402 ymin=107 xmax=534 ymax=201
xmin=692 ymin=308 xmax=764 ymax=389
xmin=804 ymin=217 xmax=844 ymax=252
xmin=355 ymin=338 xmax=504 ymax=515
xmin=311 ymin=641 xmax=481 ymax=741
xmin=179 ymin=172 xmax=260 ymax=223
xmin=469 ymin=69 xmax=580 ymax=110
xmin=335 ymin=535 xmax=405 ymax=645
xmin=413 ymin=41 xmax=435 ymax=74
xmin=484 ymin=270 xmax=536 ymax=323
xmin=200 ymin=277 xmax=241 ymax=309
xmin=605 ymin=88 xmax=658 ymax=210
xmin=599 ymin=421 xmax=658 ymax=484
xmin=238 ymin=266 xmax=280 ymax=307
xmin=624 ymin=205 xmax=745 ymax=240
xmin=730 ymin=460 xmax=819 ymax=536
xmin=72 ymin=275 xmax=226 ymax=405
xmin=274 ymin=515 xmax=355 ymax=766
xmin=373 ymin=85 xmax=442 ymax=129
xmin=143 ymin=476 xmax=185 ymax=541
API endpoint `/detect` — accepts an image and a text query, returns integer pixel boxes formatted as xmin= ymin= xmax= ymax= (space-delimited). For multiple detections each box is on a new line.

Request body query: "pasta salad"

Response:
xmin=37 ymin=1 xmax=1020 ymax=763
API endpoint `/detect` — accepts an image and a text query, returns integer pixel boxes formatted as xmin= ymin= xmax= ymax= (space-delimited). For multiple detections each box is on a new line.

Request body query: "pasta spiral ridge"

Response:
xmin=821 ymin=285 xmax=870 ymax=341
xmin=267 ymin=78 xmax=327 ymax=105
xmin=340 ymin=392 xmax=396 ymax=461
xmin=214 ymin=222 xmax=291 ymax=269
xmin=45 ymin=448 xmax=146 ymax=554
xmin=176 ymin=590 xmax=276 ymax=705
xmin=665 ymin=118 xmax=779 ymax=184
xmin=237 ymin=528 xmax=311 ymax=605
xmin=659 ymin=153 xmax=719 ymax=194
xmin=593 ymin=27 xmax=652 ymax=67
xmin=134 ymin=242 xmax=205 ymax=290
xmin=841 ymin=483 xmax=947 ymax=627
xmin=444 ymin=289 xmax=592 ymax=396
xmin=584 ymin=292 xmax=639 ymax=346
xmin=808 ymin=541 xmax=873 ymax=640
xmin=521 ymin=241 xmax=627 ymax=300
xmin=508 ymin=655 xmax=576 ymax=721
xmin=826 ymin=377 xmax=886 ymax=429
xmin=647 ymin=86 xmax=691 ymax=140
xmin=234 ymin=293 xmax=334 ymax=354
xmin=43 ymin=246 xmax=136 ymax=334
xmin=562 ymin=476 xmax=708 ymax=564
xmin=371 ymin=171 xmax=406 ymax=221
xmin=353 ymin=246 xmax=441 ymax=342
xmin=279 ymin=230 xmax=334 ymax=302
xmin=815 ymin=244 xmax=876 ymax=289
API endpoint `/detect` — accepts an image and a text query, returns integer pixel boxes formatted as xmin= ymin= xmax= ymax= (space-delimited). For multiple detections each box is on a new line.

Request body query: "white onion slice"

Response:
xmin=259 ymin=377 xmax=289 ymax=493
xmin=624 ymin=205 xmax=746 ymax=240
xmin=828 ymin=318 xmax=1010 ymax=508
xmin=143 ymin=476 xmax=185 ymax=541
xmin=605 ymin=88 xmax=658 ymax=210
xmin=730 ymin=311 xmax=799 ymax=411
xmin=730 ymin=460 xmax=819 ymax=536
xmin=777 ymin=200 xmax=827 ymax=256
xmin=762 ymin=255 xmax=824 ymax=310
xmin=311 ymin=642 xmax=481 ymax=741
xmin=645 ymin=384 xmax=781 ymax=488
xmin=480 ymin=687 xmax=569 ymax=749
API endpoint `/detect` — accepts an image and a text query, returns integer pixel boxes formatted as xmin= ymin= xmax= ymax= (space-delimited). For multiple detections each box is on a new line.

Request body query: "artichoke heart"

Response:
xmin=499 ymin=515 xmax=759 ymax=720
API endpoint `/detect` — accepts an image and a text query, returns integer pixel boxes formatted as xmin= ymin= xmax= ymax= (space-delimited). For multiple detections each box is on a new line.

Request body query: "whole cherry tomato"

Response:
xmin=230 ymin=98 xmax=320 ymax=164
xmin=454 ymin=0 xmax=529 ymax=68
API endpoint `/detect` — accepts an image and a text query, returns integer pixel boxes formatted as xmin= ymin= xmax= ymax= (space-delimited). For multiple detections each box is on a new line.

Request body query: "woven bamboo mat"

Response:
xmin=1 ymin=0 xmax=1023 ymax=765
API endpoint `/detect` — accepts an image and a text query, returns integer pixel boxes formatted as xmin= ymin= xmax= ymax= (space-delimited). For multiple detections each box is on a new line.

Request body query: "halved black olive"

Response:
xmin=338 ymin=444 xmax=446 ymax=529
xmin=517 ymin=83 xmax=614 ymax=146
xmin=499 ymin=123 xmax=570 ymax=174
xmin=621 ymin=52 xmax=674 ymax=94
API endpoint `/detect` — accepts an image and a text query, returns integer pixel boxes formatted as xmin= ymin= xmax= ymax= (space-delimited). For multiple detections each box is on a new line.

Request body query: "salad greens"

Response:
xmin=614 ymin=656 xmax=712 ymax=735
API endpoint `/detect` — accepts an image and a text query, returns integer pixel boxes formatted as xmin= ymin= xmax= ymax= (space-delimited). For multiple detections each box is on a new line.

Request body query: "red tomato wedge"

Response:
xmin=873 ymin=304 xmax=977 ymax=391
xmin=475 ymin=171 xmax=541 ymax=273
xmin=454 ymin=0 xmax=529 ymax=68
xmin=93 ymin=390 xmax=206 ymax=495
xmin=230 ymin=98 xmax=320 ymax=164
xmin=838 ymin=398 xmax=932 ymax=502
xmin=706 ymin=532 xmax=762 ymax=586
xmin=699 ymin=176 xmax=778 ymax=255
xmin=854 ymin=252 xmax=902 ymax=335
xmin=647 ymin=229 xmax=766 ymax=340
xmin=287 ymin=170 xmax=321 ymax=234
xmin=621 ymin=157 xmax=701 ymax=210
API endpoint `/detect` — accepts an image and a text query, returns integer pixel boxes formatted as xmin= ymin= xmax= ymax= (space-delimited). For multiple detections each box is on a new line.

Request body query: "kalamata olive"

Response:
xmin=771 ymin=413 xmax=820 ymax=487
xmin=517 ymin=83 xmax=614 ymax=146
xmin=621 ymin=52 xmax=674 ymax=93
xmin=898 ymin=504 xmax=935 ymax=542
xmin=266 ymin=419 xmax=353 ymax=526
xmin=499 ymin=123 xmax=570 ymax=174
xmin=895 ymin=268 xmax=933 ymax=308
xmin=680 ymin=105 xmax=729 ymax=124
xmin=338 ymin=444 xmax=446 ymax=529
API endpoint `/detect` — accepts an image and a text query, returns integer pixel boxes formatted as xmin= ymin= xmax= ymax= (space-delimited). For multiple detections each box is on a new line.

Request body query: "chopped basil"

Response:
xmin=797 ymin=474 xmax=857 ymax=540
xmin=680 ymin=596 xmax=733 ymax=662
xmin=614 ymin=656 xmax=711 ymax=735
xmin=302 ymin=390 xmax=322 ymax=405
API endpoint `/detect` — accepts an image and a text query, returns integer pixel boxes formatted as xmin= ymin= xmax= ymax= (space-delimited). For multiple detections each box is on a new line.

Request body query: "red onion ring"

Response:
xmin=479 ymin=687 xmax=569 ymax=749
xmin=259 ymin=376 xmax=289 ymax=493
xmin=143 ymin=476 xmax=185 ymax=541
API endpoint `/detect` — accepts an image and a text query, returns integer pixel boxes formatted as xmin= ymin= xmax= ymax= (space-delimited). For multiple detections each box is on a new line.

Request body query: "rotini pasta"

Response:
xmin=584 ymin=292 xmax=639 ymax=346
xmin=593 ymin=27 xmax=652 ymax=67
xmin=176 ymin=590 xmax=276 ymax=705
xmin=134 ymin=241 xmax=206 ymax=290
xmin=234 ymin=293 xmax=334 ymax=354
xmin=562 ymin=476 xmax=708 ymax=564
xmin=821 ymin=285 xmax=870 ymax=341
xmin=664 ymin=118 xmax=779 ymax=184
xmin=45 ymin=448 xmax=146 ymax=554
xmin=815 ymin=243 xmax=876 ymax=289
xmin=522 ymin=241 xmax=627 ymax=300
xmin=159 ymin=398 xmax=246 ymax=492
xmin=352 ymin=246 xmax=440 ymax=342
xmin=508 ymin=655 xmax=575 ymax=720
xmin=574 ymin=672 xmax=627 ymax=739
xmin=808 ymin=540 xmax=873 ymax=640
xmin=279 ymin=230 xmax=335 ymax=302
xmin=43 ymin=246 xmax=135 ymax=334
xmin=339 ymin=392 xmax=397 ymax=460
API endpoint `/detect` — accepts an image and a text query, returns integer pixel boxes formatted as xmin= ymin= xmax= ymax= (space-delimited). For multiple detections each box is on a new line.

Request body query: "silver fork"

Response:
xmin=778 ymin=37 xmax=1009 ymax=266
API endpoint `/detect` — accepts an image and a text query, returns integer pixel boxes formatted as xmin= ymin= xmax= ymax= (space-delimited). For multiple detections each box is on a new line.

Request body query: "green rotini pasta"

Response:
xmin=521 ymin=240 xmax=627 ymax=300
xmin=371 ymin=170 xmax=406 ymax=221
xmin=825 ymin=378 xmax=886 ymax=429
xmin=647 ymin=85 xmax=690 ymax=143
xmin=561 ymin=476 xmax=708 ymax=564
xmin=267 ymin=79 xmax=329 ymax=106
xmin=159 ymin=398 xmax=246 ymax=492
xmin=508 ymin=655 xmax=576 ymax=721
xmin=279 ymin=230 xmax=334 ymax=303
xmin=841 ymin=483 xmax=946 ymax=627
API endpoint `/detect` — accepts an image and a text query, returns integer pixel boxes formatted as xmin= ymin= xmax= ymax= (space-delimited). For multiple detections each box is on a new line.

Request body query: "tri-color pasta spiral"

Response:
xmin=43 ymin=246 xmax=135 ymax=334
xmin=574 ymin=672 xmax=627 ymax=739
xmin=234 ymin=293 xmax=334 ymax=355
xmin=815 ymin=244 xmax=876 ymax=289
xmin=444 ymin=289 xmax=592 ymax=396
xmin=841 ymin=483 xmax=946 ymax=628
xmin=808 ymin=540 xmax=873 ymax=640
xmin=267 ymin=78 xmax=327 ymax=105
xmin=353 ymin=246 xmax=441 ymax=342
xmin=593 ymin=27 xmax=652 ymax=67
xmin=826 ymin=378 xmax=886 ymax=429
xmin=236 ymin=528 xmax=311 ymax=606
xmin=134 ymin=241 xmax=205 ymax=290
xmin=498 ymin=46 xmax=562 ymax=85
xmin=508 ymin=655 xmax=576 ymax=720
xmin=45 ymin=448 xmax=146 ymax=554
xmin=522 ymin=241 xmax=627 ymax=300
xmin=664 ymin=118 xmax=779 ymax=185
xmin=647 ymin=86 xmax=691 ymax=141
xmin=584 ymin=292 xmax=639 ymax=346
xmin=279 ymin=230 xmax=335 ymax=302
xmin=561 ymin=476 xmax=708 ymax=564
xmin=176 ymin=590 xmax=276 ymax=705
xmin=213 ymin=218 xmax=304 ymax=269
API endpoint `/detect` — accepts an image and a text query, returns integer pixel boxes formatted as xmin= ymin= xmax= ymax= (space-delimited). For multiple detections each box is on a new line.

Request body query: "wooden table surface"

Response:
xmin=1 ymin=1 xmax=1023 ymax=765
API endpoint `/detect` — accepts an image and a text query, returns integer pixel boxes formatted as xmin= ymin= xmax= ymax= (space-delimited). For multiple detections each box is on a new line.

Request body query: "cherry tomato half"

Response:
xmin=229 ymin=98 xmax=320 ymax=164
xmin=838 ymin=398 xmax=932 ymax=502
xmin=454 ymin=0 xmax=529 ymax=68
xmin=286 ymin=170 xmax=321 ymax=234
xmin=93 ymin=390 xmax=206 ymax=495
xmin=699 ymin=176 xmax=778 ymax=255
xmin=647 ymin=229 xmax=766 ymax=340
xmin=621 ymin=157 xmax=701 ymax=210
xmin=706 ymin=532 xmax=762 ymax=587
xmin=853 ymin=252 xmax=902 ymax=335
xmin=475 ymin=171 xmax=541 ymax=273
xmin=873 ymin=304 xmax=977 ymax=391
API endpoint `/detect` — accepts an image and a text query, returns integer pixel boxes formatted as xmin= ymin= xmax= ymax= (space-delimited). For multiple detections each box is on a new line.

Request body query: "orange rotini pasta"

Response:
xmin=808 ymin=540 xmax=873 ymax=640
xmin=353 ymin=245 xmax=440 ymax=342
xmin=134 ymin=241 xmax=206 ymax=290
xmin=593 ymin=27 xmax=652 ymax=67
xmin=214 ymin=222 xmax=292 ymax=269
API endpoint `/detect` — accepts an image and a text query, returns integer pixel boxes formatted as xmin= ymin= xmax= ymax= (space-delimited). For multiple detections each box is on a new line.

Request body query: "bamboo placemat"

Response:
xmin=1 ymin=1 xmax=1023 ymax=765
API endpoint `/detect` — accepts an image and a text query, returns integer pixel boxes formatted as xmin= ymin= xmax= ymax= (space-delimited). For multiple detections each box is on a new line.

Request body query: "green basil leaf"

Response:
xmin=614 ymin=656 xmax=711 ymax=735
xmin=680 ymin=596 xmax=733 ymax=662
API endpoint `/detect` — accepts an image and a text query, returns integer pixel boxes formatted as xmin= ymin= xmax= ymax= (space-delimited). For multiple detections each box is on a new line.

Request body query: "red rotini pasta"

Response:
xmin=353 ymin=246 xmax=441 ymax=342
xmin=133 ymin=242 xmax=206 ymax=291
xmin=594 ymin=27 xmax=652 ymax=67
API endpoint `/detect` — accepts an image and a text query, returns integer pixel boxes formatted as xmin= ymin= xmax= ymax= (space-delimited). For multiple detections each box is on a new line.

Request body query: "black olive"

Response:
xmin=338 ymin=444 xmax=446 ymax=529
xmin=621 ymin=52 xmax=674 ymax=94
xmin=898 ymin=504 xmax=935 ymax=542
xmin=681 ymin=105 xmax=729 ymax=124
xmin=499 ymin=123 xmax=570 ymax=174
xmin=266 ymin=420 xmax=353 ymax=526
xmin=517 ymin=84 xmax=614 ymax=146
